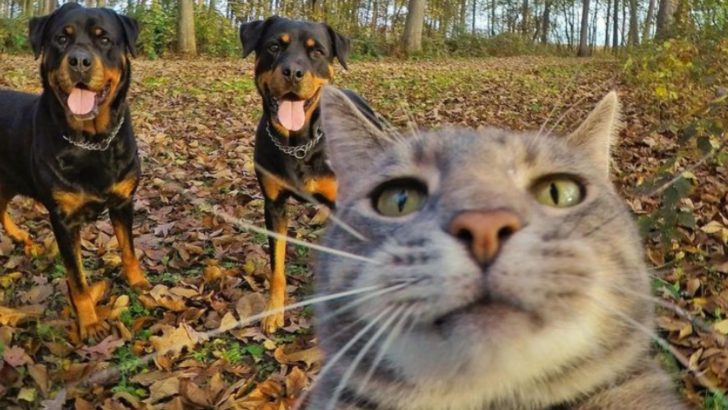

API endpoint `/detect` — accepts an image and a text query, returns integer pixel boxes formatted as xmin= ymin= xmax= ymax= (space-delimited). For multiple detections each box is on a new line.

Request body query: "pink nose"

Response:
xmin=448 ymin=210 xmax=523 ymax=265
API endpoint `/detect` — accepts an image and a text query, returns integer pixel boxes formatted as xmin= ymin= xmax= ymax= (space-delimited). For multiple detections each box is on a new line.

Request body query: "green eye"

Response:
xmin=532 ymin=176 xmax=584 ymax=208
xmin=372 ymin=180 xmax=427 ymax=217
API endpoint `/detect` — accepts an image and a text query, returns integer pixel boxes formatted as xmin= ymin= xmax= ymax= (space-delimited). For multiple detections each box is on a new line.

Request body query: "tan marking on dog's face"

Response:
xmin=306 ymin=38 xmax=316 ymax=48
xmin=280 ymin=33 xmax=290 ymax=44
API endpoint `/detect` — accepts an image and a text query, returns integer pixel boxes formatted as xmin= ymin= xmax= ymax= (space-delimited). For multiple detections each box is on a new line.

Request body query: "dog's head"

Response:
xmin=29 ymin=3 xmax=138 ymax=133
xmin=240 ymin=16 xmax=350 ymax=135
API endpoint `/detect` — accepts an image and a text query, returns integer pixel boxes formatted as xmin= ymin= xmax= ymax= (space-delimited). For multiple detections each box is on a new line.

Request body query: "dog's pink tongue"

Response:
xmin=277 ymin=99 xmax=306 ymax=131
xmin=67 ymin=88 xmax=96 ymax=116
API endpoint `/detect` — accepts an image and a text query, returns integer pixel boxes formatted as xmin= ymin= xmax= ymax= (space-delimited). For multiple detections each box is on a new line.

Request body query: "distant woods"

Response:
xmin=0 ymin=0 xmax=725 ymax=57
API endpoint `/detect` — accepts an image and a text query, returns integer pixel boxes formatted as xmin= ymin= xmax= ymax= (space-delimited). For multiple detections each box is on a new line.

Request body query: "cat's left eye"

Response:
xmin=531 ymin=176 xmax=584 ymax=208
xmin=371 ymin=179 xmax=427 ymax=217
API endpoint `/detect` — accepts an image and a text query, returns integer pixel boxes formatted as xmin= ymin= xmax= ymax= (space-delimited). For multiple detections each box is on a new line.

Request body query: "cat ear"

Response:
xmin=320 ymin=86 xmax=391 ymax=189
xmin=566 ymin=91 xmax=621 ymax=177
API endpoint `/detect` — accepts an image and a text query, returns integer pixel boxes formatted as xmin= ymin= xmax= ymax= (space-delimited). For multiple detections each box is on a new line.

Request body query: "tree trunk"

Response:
xmin=44 ymin=0 xmax=56 ymax=14
xmin=642 ymin=0 xmax=655 ymax=39
xmin=604 ymin=0 xmax=611 ymax=49
xmin=655 ymin=0 xmax=675 ymax=39
xmin=577 ymin=0 xmax=590 ymax=56
xmin=178 ymin=0 xmax=197 ymax=55
xmin=540 ymin=0 xmax=551 ymax=43
xmin=521 ymin=0 xmax=529 ymax=35
xmin=402 ymin=0 xmax=426 ymax=54
xmin=627 ymin=0 xmax=639 ymax=46
xmin=472 ymin=0 xmax=477 ymax=34
xmin=612 ymin=0 xmax=619 ymax=50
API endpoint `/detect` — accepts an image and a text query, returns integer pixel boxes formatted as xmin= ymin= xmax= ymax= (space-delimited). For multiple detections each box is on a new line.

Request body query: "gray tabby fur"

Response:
xmin=307 ymin=87 xmax=687 ymax=410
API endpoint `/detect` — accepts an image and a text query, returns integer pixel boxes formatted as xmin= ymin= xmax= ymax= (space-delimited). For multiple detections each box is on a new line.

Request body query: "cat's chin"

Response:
xmin=427 ymin=299 xmax=540 ymax=338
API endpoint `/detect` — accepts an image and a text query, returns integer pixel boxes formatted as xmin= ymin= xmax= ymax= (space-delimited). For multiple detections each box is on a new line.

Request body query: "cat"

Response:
xmin=306 ymin=86 xmax=687 ymax=410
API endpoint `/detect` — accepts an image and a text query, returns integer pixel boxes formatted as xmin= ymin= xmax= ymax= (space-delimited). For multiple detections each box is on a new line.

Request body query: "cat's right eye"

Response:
xmin=531 ymin=175 xmax=585 ymax=208
xmin=371 ymin=179 xmax=427 ymax=217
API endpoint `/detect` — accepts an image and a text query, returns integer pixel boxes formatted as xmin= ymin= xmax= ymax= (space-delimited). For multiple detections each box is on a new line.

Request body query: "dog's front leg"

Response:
xmin=262 ymin=194 xmax=288 ymax=334
xmin=109 ymin=201 xmax=149 ymax=290
xmin=49 ymin=213 xmax=109 ymax=340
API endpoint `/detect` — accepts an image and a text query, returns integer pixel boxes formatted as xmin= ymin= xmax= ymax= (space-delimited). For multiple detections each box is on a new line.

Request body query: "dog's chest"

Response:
xmin=52 ymin=148 xmax=138 ymax=224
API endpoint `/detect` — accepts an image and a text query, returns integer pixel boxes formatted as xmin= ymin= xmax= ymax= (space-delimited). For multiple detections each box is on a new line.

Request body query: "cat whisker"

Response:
xmin=585 ymin=297 xmax=722 ymax=395
xmin=190 ymin=198 xmax=378 ymax=264
xmin=501 ymin=271 xmax=716 ymax=335
xmin=356 ymin=304 xmax=417 ymax=396
xmin=315 ymin=281 xmax=412 ymax=324
xmin=296 ymin=306 xmax=395 ymax=409
xmin=326 ymin=304 xmax=409 ymax=410
xmin=200 ymin=284 xmax=394 ymax=339
xmin=254 ymin=162 xmax=370 ymax=242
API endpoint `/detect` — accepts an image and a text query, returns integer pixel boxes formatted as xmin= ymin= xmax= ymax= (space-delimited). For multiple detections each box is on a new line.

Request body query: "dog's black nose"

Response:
xmin=282 ymin=66 xmax=305 ymax=83
xmin=68 ymin=49 xmax=92 ymax=73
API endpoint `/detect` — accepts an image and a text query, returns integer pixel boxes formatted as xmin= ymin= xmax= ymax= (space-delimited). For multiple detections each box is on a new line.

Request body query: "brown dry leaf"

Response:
xmin=3 ymin=345 xmax=33 ymax=367
xmin=0 ymin=272 xmax=22 ymax=288
xmin=146 ymin=376 xmax=180 ymax=404
xmin=285 ymin=367 xmax=309 ymax=402
xmin=150 ymin=323 xmax=207 ymax=357
xmin=39 ymin=389 xmax=66 ymax=410
xmin=0 ymin=306 xmax=31 ymax=326
xmin=274 ymin=346 xmax=322 ymax=368
xmin=28 ymin=364 xmax=49 ymax=397
xmin=235 ymin=292 xmax=266 ymax=319
xmin=78 ymin=335 xmax=125 ymax=360
xmin=149 ymin=284 xmax=187 ymax=312
xmin=714 ymin=319 xmax=728 ymax=335
xmin=217 ymin=312 xmax=238 ymax=333
xmin=180 ymin=379 xmax=211 ymax=408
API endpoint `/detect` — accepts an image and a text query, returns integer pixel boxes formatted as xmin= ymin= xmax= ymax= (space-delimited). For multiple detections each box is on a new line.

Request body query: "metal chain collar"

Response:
xmin=62 ymin=116 xmax=125 ymax=151
xmin=266 ymin=121 xmax=324 ymax=160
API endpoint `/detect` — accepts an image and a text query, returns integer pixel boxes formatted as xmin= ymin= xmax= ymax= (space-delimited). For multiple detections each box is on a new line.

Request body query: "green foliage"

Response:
xmin=0 ymin=17 xmax=29 ymax=53
xmin=194 ymin=10 xmax=240 ymax=57
xmin=130 ymin=5 xmax=177 ymax=59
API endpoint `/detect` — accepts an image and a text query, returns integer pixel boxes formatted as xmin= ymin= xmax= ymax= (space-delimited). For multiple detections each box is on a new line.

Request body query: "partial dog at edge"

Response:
xmin=0 ymin=3 xmax=148 ymax=340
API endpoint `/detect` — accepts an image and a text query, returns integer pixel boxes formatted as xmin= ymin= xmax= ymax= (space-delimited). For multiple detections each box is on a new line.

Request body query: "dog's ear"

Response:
xmin=324 ymin=24 xmax=350 ymax=70
xmin=240 ymin=16 xmax=279 ymax=58
xmin=29 ymin=3 xmax=81 ymax=59
xmin=112 ymin=12 xmax=139 ymax=57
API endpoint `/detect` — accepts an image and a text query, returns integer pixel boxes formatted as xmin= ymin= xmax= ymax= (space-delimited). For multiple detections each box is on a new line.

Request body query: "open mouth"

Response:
xmin=60 ymin=82 xmax=111 ymax=120
xmin=268 ymin=90 xmax=319 ymax=132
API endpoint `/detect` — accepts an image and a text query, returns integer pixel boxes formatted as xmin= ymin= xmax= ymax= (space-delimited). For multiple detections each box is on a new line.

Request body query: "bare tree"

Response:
xmin=627 ymin=0 xmax=639 ymax=46
xmin=655 ymin=0 xmax=675 ymax=38
xmin=577 ymin=0 xmax=590 ymax=56
xmin=642 ymin=0 xmax=656 ymax=39
xmin=178 ymin=0 xmax=197 ymax=55
xmin=612 ymin=0 xmax=619 ymax=50
xmin=540 ymin=0 xmax=552 ymax=43
xmin=402 ymin=0 xmax=426 ymax=54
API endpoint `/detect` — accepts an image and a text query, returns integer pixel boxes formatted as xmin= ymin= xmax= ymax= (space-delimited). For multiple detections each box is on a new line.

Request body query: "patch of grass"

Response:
xmin=704 ymin=391 xmax=728 ymax=410
xmin=120 ymin=293 xmax=150 ymax=327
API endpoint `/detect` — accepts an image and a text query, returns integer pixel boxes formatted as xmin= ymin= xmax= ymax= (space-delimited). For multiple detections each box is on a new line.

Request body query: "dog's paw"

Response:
xmin=79 ymin=320 xmax=112 ymax=342
xmin=262 ymin=312 xmax=285 ymax=334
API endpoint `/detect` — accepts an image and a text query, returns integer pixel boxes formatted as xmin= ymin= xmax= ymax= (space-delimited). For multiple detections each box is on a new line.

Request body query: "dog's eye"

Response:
xmin=311 ymin=49 xmax=324 ymax=58
xmin=57 ymin=35 xmax=68 ymax=45
xmin=531 ymin=175 xmax=585 ymax=208
xmin=268 ymin=43 xmax=281 ymax=53
xmin=99 ymin=36 xmax=111 ymax=45
xmin=371 ymin=179 xmax=428 ymax=218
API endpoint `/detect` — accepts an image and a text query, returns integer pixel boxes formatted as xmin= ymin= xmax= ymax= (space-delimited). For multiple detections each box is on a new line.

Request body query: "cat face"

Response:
xmin=312 ymin=88 xmax=652 ymax=409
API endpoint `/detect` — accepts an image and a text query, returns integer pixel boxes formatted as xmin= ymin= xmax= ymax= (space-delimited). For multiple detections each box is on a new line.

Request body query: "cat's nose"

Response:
xmin=448 ymin=209 xmax=523 ymax=265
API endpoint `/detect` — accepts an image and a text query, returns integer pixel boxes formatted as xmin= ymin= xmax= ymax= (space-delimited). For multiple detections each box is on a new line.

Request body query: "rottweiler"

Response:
xmin=240 ymin=16 xmax=380 ymax=333
xmin=0 ymin=3 xmax=147 ymax=339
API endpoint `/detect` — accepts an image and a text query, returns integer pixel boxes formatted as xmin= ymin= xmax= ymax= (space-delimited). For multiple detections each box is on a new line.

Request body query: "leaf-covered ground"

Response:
xmin=0 ymin=55 xmax=726 ymax=409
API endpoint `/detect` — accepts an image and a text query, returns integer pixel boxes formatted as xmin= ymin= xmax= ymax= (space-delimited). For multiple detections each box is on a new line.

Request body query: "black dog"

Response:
xmin=240 ymin=16 xmax=379 ymax=333
xmin=0 ymin=3 xmax=147 ymax=339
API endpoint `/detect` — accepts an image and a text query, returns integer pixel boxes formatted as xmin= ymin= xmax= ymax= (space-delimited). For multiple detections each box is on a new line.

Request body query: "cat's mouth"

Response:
xmin=431 ymin=294 xmax=535 ymax=330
